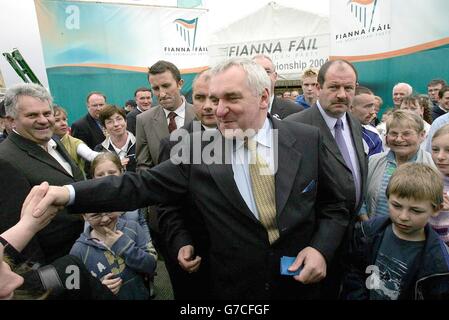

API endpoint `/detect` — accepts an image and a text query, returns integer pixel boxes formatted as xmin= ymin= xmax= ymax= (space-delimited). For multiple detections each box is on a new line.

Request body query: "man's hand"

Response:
xmin=288 ymin=246 xmax=327 ymax=284
xmin=99 ymin=226 xmax=123 ymax=248
xmin=20 ymin=182 xmax=61 ymax=233
xmin=32 ymin=185 xmax=70 ymax=218
xmin=178 ymin=245 xmax=202 ymax=273
xmin=101 ymin=273 xmax=122 ymax=295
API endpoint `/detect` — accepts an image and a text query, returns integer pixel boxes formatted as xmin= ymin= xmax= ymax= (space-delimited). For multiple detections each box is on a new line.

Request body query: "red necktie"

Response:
xmin=168 ymin=112 xmax=177 ymax=133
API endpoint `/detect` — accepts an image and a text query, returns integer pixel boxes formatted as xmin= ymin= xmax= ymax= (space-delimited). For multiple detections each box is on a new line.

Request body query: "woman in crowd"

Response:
xmin=53 ymin=106 xmax=99 ymax=178
xmin=359 ymin=110 xmax=436 ymax=220
xmin=95 ymin=105 xmax=137 ymax=172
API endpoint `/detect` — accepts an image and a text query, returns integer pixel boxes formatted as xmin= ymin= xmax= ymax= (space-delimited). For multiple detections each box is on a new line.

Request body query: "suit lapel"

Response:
xmin=347 ymin=114 xmax=366 ymax=185
xmin=310 ymin=106 xmax=349 ymax=170
xmin=185 ymin=103 xmax=196 ymax=124
xmin=10 ymin=133 xmax=73 ymax=177
xmin=152 ymin=106 xmax=169 ymax=142
xmin=272 ymin=119 xmax=302 ymax=215
xmin=206 ymin=132 xmax=259 ymax=223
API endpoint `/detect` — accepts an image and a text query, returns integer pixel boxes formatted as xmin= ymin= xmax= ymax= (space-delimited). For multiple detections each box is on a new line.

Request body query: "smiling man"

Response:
xmin=31 ymin=58 xmax=349 ymax=300
xmin=0 ymin=83 xmax=84 ymax=264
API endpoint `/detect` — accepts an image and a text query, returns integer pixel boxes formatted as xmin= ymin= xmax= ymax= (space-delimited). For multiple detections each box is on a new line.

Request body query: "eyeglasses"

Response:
xmin=85 ymin=212 xmax=116 ymax=222
xmin=387 ymin=130 xmax=417 ymax=139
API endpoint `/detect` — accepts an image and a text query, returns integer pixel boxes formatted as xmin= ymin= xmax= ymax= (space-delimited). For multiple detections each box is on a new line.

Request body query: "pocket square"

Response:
xmin=301 ymin=180 xmax=316 ymax=193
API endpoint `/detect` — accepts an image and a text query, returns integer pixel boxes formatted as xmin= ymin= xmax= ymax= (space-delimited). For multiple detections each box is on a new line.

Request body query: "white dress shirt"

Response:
xmin=163 ymin=98 xmax=186 ymax=129
xmin=231 ymin=118 xmax=275 ymax=220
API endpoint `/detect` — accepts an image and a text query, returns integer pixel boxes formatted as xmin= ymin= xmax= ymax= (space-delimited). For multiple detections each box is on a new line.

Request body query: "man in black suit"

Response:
xmin=71 ymin=91 xmax=107 ymax=149
xmin=0 ymin=83 xmax=84 ymax=264
xmin=252 ymin=54 xmax=303 ymax=119
xmin=126 ymin=87 xmax=152 ymax=135
xmin=285 ymin=59 xmax=368 ymax=298
xmin=156 ymin=69 xmax=214 ymax=300
xmin=33 ymin=58 xmax=349 ymax=299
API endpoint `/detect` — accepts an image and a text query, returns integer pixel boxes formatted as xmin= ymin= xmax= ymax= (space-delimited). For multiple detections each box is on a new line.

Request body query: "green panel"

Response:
xmin=46 ymin=66 xmax=195 ymax=125
xmin=354 ymin=44 xmax=449 ymax=116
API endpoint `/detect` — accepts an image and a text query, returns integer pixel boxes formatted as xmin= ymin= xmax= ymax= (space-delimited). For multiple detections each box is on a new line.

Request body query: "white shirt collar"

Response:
xmin=235 ymin=117 xmax=273 ymax=151
xmin=268 ymin=95 xmax=275 ymax=114
xmin=163 ymin=97 xmax=186 ymax=119
xmin=316 ymin=100 xmax=349 ymax=132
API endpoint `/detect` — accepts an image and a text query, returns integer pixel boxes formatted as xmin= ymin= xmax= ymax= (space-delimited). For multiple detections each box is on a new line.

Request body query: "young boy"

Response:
xmin=70 ymin=211 xmax=157 ymax=300
xmin=342 ymin=163 xmax=449 ymax=300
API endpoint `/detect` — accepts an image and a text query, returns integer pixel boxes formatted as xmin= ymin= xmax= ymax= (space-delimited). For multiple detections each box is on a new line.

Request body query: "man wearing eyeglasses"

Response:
xmin=71 ymin=92 xmax=107 ymax=149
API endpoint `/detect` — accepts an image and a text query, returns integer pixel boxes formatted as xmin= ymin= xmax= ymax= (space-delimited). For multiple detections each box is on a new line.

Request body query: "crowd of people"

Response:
xmin=0 ymin=56 xmax=449 ymax=301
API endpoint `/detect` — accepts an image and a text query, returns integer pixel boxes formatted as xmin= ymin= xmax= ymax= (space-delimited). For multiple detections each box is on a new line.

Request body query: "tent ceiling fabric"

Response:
xmin=208 ymin=2 xmax=329 ymax=45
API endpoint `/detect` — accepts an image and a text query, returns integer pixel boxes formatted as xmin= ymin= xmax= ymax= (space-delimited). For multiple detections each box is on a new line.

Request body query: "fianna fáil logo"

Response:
xmin=347 ymin=0 xmax=378 ymax=29
xmin=173 ymin=18 xmax=199 ymax=49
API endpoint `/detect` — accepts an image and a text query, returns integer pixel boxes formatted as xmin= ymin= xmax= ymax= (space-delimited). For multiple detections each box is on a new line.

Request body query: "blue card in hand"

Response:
xmin=280 ymin=256 xmax=302 ymax=276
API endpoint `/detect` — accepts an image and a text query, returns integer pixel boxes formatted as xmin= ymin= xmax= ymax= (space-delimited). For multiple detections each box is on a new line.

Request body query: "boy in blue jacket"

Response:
xmin=342 ymin=163 xmax=449 ymax=300
xmin=70 ymin=211 xmax=157 ymax=300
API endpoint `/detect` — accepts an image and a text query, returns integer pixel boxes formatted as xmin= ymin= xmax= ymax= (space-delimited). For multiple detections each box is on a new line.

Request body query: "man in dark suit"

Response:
xmin=126 ymin=87 xmax=152 ymax=136
xmin=71 ymin=91 xmax=107 ymax=149
xmin=0 ymin=83 xmax=84 ymax=264
xmin=285 ymin=59 xmax=368 ymax=298
xmin=156 ymin=69 xmax=214 ymax=300
xmin=252 ymin=54 xmax=303 ymax=119
xmin=33 ymin=58 xmax=349 ymax=300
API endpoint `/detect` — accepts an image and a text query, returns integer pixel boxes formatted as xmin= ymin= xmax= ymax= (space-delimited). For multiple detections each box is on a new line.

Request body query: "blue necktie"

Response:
xmin=334 ymin=118 xmax=360 ymax=207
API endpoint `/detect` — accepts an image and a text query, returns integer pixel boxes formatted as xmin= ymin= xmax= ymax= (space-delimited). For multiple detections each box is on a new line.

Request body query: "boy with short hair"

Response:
xmin=342 ymin=163 xmax=449 ymax=300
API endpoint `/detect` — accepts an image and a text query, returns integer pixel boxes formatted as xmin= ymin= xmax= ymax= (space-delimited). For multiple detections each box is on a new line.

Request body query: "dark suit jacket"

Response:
xmin=126 ymin=108 xmax=142 ymax=136
xmin=157 ymin=120 xmax=210 ymax=259
xmin=71 ymin=113 xmax=105 ymax=149
xmin=156 ymin=120 xmax=212 ymax=299
xmin=0 ymin=132 xmax=84 ymax=263
xmin=68 ymin=118 xmax=349 ymax=299
xmin=270 ymin=96 xmax=303 ymax=120
xmin=285 ymin=105 xmax=367 ymax=217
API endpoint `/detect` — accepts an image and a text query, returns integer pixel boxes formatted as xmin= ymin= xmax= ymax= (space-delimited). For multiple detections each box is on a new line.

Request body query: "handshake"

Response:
xmin=29 ymin=183 xmax=71 ymax=220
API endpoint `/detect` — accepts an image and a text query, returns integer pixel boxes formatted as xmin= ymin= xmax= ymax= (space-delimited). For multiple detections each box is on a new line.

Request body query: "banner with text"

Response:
xmin=35 ymin=0 xmax=208 ymax=123
xmin=208 ymin=34 xmax=329 ymax=80
xmin=330 ymin=0 xmax=449 ymax=111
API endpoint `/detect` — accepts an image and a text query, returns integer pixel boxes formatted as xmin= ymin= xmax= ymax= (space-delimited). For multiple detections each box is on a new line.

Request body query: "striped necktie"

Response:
xmin=246 ymin=138 xmax=279 ymax=244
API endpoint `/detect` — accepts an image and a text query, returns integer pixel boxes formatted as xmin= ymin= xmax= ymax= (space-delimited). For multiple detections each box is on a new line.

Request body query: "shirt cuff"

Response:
xmin=65 ymin=185 xmax=75 ymax=206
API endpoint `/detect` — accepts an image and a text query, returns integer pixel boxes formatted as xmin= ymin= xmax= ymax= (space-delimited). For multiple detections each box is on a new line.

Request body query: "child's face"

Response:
xmin=94 ymin=160 xmax=122 ymax=178
xmin=0 ymin=245 xmax=24 ymax=300
xmin=389 ymin=195 xmax=439 ymax=241
xmin=84 ymin=212 xmax=121 ymax=235
xmin=431 ymin=133 xmax=449 ymax=176
xmin=53 ymin=112 xmax=68 ymax=137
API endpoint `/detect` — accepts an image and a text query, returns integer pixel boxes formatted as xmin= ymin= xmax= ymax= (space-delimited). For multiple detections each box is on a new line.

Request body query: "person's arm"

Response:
xmin=110 ymin=222 xmax=157 ymax=275
xmin=76 ymin=143 xmax=100 ymax=162
xmin=1 ymin=182 xmax=60 ymax=252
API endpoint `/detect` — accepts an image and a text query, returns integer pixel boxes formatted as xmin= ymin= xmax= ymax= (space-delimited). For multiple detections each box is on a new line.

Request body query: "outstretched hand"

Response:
xmin=32 ymin=185 xmax=70 ymax=218
xmin=20 ymin=181 xmax=61 ymax=233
